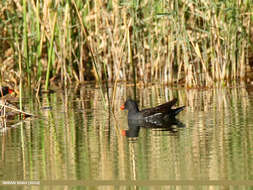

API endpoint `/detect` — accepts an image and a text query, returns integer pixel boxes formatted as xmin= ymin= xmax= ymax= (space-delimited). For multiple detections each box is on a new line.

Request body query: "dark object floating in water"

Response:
xmin=41 ymin=106 xmax=53 ymax=110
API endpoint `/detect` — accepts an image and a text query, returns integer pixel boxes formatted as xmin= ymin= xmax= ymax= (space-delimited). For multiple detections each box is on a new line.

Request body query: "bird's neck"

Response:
xmin=129 ymin=107 xmax=139 ymax=114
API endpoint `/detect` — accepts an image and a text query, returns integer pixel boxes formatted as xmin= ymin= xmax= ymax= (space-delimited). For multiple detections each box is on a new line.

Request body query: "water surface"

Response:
xmin=0 ymin=84 xmax=252 ymax=188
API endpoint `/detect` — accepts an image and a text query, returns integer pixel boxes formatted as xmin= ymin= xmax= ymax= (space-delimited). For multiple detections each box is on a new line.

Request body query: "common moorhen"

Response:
xmin=0 ymin=86 xmax=14 ymax=97
xmin=120 ymin=98 xmax=185 ymax=125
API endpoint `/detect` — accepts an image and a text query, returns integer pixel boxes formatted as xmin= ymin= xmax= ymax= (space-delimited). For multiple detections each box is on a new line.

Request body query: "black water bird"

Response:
xmin=120 ymin=98 xmax=185 ymax=126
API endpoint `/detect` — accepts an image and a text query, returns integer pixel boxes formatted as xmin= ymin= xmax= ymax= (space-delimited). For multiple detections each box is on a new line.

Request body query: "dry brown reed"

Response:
xmin=0 ymin=0 xmax=252 ymax=88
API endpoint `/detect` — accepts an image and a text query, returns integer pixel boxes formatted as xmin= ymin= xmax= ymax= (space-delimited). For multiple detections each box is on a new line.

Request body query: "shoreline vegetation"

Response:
xmin=0 ymin=0 xmax=253 ymax=89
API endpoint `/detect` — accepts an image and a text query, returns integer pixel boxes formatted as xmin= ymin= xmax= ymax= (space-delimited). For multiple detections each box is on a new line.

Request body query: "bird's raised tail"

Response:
xmin=172 ymin=106 xmax=185 ymax=116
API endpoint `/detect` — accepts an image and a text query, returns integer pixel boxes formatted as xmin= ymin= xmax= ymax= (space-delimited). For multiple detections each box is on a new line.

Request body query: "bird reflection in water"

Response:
xmin=122 ymin=118 xmax=185 ymax=139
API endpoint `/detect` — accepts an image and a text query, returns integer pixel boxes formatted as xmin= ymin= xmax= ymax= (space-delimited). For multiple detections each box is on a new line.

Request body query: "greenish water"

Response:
xmin=0 ymin=84 xmax=252 ymax=189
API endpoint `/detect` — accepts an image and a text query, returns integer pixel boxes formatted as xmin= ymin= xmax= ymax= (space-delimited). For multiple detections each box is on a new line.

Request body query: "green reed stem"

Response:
xmin=23 ymin=0 xmax=30 ymax=85
xmin=45 ymin=13 xmax=57 ymax=91
xmin=127 ymin=26 xmax=137 ymax=100
xmin=18 ymin=40 xmax=23 ymax=111
xmin=35 ymin=0 xmax=42 ymax=79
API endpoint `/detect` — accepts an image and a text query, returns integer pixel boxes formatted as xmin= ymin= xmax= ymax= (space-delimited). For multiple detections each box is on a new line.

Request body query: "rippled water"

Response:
xmin=0 ymin=84 xmax=252 ymax=189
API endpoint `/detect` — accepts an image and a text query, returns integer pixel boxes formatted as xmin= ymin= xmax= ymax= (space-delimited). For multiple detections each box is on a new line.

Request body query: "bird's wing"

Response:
xmin=141 ymin=98 xmax=178 ymax=117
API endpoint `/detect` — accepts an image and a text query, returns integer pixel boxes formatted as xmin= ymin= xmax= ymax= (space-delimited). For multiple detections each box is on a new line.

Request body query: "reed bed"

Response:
xmin=0 ymin=0 xmax=252 ymax=88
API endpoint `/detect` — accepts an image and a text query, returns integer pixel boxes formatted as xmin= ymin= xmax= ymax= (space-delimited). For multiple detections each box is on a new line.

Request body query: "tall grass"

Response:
xmin=0 ymin=0 xmax=252 ymax=88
